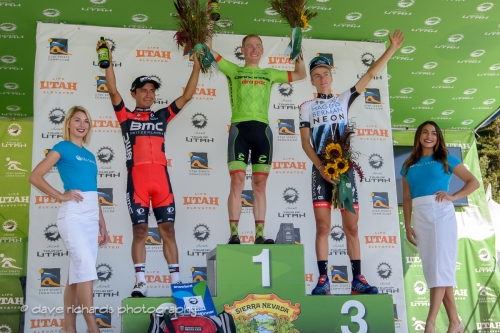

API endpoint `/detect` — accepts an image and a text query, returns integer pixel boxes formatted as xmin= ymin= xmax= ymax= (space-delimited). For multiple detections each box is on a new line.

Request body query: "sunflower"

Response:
xmin=335 ymin=159 xmax=350 ymax=174
xmin=323 ymin=163 xmax=339 ymax=180
xmin=325 ymin=143 xmax=342 ymax=160
xmin=300 ymin=12 xmax=308 ymax=29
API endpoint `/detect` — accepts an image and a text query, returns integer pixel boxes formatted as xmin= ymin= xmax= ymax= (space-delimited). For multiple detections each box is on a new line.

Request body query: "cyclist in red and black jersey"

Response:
xmin=102 ymin=41 xmax=201 ymax=297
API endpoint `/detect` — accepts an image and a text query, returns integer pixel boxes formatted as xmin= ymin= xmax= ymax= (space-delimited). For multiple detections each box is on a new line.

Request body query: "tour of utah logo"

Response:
xmin=225 ymin=294 xmax=300 ymax=333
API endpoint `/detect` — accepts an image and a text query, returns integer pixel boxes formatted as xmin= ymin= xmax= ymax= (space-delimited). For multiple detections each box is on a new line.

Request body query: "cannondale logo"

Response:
xmin=477 ymin=2 xmax=494 ymax=12
xmin=44 ymin=224 xmax=60 ymax=242
xmin=330 ymin=225 xmax=345 ymax=242
xmin=441 ymin=110 xmax=454 ymax=115
xmin=489 ymin=64 xmax=500 ymax=71
xmin=483 ymin=99 xmax=496 ymax=105
xmin=90 ymin=0 xmax=107 ymax=4
xmin=0 ymin=23 xmax=17 ymax=32
xmin=443 ymin=77 xmax=457 ymax=84
xmin=2 ymin=220 xmax=17 ymax=232
xmin=216 ymin=19 xmax=232 ymax=28
xmin=193 ymin=223 xmax=210 ymax=242
xmin=373 ymin=29 xmax=390 ymax=37
xmin=264 ymin=7 xmax=278 ymax=15
xmin=478 ymin=248 xmax=491 ymax=262
xmin=7 ymin=123 xmax=21 ymax=137
xmin=6 ymin=105 xmax=20 ymax=112
xmin=423 ymin=62 xmax=438 ymax=70
xmin=368 ymin=154 xmax=384 ymax=169
xmin=4 ymin=82 xmax=18 ymax=90
xmin=470 ymin=50 xmax=486 ymax=58
xmin=422 ymin=99 xmax=436 ymax=105
xmin=42 ymin=8 xmax=61 ymax=17
xmin=464 ymin=88 xmax=477 ymax=95
xmin=403 ymin=118 xmax=416 ymax=124
xmin=400 ymin=46 xmax=416 ymax=54
xmin=131 ymin=14 xmax=148 ymax=22
xmin=361 ymin=52 xmax=375 ymax=67
xmin=400 ymin=87 xmax=414 ymax=94
xmin=96 ymin=263 xmax=113 ymax=282
xmin=283 ymin=187 xmax=299 ymax=204
xmin=48 ymin=108 xmax=65 ymax=125
xmin=0 ymin=55 xmax=16 ymax=64
xmin=377 ymin=262 xmax=392 ymax=280
xmin=448 ymin=34 xmax=464 ymax=43
xmin=234 ymin=46 xmax=244 ymax=61
xmin=424 ymin=17 xmax=441 ymax=26
xmin=97 ymin=147 xmax=114 ymax=164
xmin=397 ymin=0 xmax=415 ymax=8
xmin=191 ymin=113 xmax=208 ymax=129
xmin=414 ymin=280 xmax=427 ymax=295
xmin=461 ymin=119 xmax=473 ymax=125
xmin=278 ymin=83 xmax=294 ymax=97
xmin=345 ymin=12 xmax=362 ymax=21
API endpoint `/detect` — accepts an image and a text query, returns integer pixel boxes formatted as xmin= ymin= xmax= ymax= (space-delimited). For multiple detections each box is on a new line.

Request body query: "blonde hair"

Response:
xmin=63 ymin=106 xmax=92 ymax=144
xmin=242 ymin=34 xmax=262 ymax=48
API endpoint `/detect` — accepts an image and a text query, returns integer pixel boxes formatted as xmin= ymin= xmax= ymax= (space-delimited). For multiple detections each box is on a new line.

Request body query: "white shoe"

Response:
xmin=131 ymin=282 xmax=147 ymax=297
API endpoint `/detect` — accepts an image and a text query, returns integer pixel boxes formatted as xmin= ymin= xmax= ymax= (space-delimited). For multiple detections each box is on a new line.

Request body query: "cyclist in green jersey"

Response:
xmin=207 ymin=33 xmax=306 ymax=244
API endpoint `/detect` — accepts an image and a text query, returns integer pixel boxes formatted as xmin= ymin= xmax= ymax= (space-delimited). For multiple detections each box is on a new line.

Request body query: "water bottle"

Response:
xmin=209 ymin=0 xmax=220 ymax=21
xmin=97 ymin=37 xmax=110 ymax=69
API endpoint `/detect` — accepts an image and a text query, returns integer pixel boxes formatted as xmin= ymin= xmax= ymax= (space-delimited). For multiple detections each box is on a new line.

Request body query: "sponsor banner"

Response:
xmin=26 ymin=23 xmax=406 ymax=333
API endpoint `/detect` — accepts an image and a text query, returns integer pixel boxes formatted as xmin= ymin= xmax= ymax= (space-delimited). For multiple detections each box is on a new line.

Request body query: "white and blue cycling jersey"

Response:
xmin=299 ymin=87 xmax=360 ymax=155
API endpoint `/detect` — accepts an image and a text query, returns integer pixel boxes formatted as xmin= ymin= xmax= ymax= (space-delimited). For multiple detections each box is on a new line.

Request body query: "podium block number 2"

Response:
xmin=252 ymin=249 xmax=270 ymax=287
xmin=341 ymin=300 xmax=368 ymax=333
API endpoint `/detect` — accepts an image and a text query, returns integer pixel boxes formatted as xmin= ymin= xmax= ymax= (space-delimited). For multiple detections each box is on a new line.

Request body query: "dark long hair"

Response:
xmin=403 ymin=121 xmax=450 ymax=175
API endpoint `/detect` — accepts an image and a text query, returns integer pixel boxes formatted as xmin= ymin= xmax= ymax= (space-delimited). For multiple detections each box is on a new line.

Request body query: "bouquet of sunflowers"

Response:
xmin=268 ymin=0 xmax=318 ymax=61
xmin=319 ymin=124 xmax=363 ymax=214
xmin=173 ymin=0 xmax=231 ymax=73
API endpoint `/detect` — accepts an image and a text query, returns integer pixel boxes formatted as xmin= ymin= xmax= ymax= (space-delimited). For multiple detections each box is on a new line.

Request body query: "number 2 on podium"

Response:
xmin=252 ymin=249 xmax=270 ymax=287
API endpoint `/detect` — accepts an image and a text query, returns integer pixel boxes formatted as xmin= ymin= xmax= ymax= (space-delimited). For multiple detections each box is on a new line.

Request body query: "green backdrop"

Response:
xmin=1 ymin=0 xmax=500 ymax=128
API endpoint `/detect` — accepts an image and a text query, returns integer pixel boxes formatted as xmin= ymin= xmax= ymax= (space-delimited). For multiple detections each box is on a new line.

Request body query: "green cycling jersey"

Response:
xmin=217 ymin=56 xmax=291 ymax=124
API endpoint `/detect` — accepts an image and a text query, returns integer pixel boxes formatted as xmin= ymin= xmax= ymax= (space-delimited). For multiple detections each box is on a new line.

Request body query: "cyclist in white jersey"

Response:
xmin=299 ymin=30 xmax=404 ymax=295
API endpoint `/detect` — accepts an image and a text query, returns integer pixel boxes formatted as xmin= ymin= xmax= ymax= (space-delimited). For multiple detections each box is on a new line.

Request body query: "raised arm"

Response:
xmin=291 ymin=54 xmax=307 ymax=82
xmin=99 ymin=41 xmax=123 ymax=106
xmin=28 ymin=151 xmax=83 ymax=202
xmin=355 ymin=30 xmax=404 ymax=94
xmin=173 ymin=52 xmax=202 ymax=110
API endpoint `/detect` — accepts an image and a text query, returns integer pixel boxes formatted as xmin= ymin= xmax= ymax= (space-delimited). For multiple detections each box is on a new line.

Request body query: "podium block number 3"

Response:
xmin=341 ymin=300 xmax=368 ymax=333
xmin=252 ymin=249 xmax=270 ymax=287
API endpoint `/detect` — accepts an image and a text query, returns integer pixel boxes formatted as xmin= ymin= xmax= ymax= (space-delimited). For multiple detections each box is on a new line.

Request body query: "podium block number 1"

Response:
xmin=252 ymin=249 xmax=270 ymax=287
xmin=341 ymin=300 xmax=368 ymax=333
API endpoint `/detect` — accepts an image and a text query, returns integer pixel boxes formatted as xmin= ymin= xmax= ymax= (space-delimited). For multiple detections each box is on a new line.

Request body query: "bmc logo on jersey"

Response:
xmin=130 ymin=121 xmax=163 ymax=131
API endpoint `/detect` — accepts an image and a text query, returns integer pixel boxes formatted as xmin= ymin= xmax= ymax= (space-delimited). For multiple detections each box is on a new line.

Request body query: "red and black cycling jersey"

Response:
xmin=113 ymin=99 xmax=180 ymax=169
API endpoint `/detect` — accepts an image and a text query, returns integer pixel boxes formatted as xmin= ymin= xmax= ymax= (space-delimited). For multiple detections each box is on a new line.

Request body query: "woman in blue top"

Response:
xmin=401 ymin=121 xmax=479 ymax=333
xmin=29 ymin=106 xmax=109 ymax=333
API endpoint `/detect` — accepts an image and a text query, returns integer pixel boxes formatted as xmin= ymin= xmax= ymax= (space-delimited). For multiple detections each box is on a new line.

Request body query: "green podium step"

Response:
xmin=122 ymin=245 xmax=395 ymax=332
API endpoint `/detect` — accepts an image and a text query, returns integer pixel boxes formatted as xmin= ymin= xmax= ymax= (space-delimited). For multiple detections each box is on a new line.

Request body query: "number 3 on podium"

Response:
xmin=341 ymin=300 xmax=368 ymax=333
xmin=252 ymin=249 xmax=369 ymax=333
xmin=252 ymin=249 xmax=270 ymax=287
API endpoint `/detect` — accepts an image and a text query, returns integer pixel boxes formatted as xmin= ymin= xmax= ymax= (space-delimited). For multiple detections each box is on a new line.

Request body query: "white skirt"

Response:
xmin=413 ymin=195 xmax=457 ymax=288
xmin=57 ymin=191 xmax=99 ymax=285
